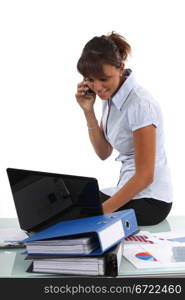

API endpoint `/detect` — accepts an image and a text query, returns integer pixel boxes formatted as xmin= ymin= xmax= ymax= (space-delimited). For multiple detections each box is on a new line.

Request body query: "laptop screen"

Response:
xmin=6 ymin=168 xmax=103 ymax=232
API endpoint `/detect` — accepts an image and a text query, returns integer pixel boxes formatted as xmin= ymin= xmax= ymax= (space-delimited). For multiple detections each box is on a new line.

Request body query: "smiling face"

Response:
xmin=85 ymin=64 xmax=124 ymax=100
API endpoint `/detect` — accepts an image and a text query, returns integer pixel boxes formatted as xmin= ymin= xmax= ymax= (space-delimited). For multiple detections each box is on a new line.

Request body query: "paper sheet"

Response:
xmin=123 ymin=231 xmax=185 ymax=269
xmin=0 ymin=228 xmax=27 ymax=248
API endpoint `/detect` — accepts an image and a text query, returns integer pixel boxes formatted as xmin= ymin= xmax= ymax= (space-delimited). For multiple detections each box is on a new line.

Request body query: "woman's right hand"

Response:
xmin=75 ymin=81 xmax=96 ymax=113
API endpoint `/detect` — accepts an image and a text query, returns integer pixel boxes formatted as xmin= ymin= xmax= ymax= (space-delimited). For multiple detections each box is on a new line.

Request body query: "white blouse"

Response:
xmin=101 ymin=69 xmax=173 ymax=203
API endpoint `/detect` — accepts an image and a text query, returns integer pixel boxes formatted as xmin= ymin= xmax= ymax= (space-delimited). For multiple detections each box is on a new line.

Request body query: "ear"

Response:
xmin=120 ymin=62 xmax=125 ymax=73
xmin=119 ymin=62 xmax=125 ymax=76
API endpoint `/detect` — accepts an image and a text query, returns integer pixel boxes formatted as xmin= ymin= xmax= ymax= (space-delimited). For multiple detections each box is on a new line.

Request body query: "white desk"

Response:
xmin=0 ymin=216 xmax=185 ymax=277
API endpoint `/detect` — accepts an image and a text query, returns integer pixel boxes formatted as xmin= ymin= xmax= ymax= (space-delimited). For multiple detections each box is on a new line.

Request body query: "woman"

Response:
xmin=75 ymin=32 xmax=172 ymax=226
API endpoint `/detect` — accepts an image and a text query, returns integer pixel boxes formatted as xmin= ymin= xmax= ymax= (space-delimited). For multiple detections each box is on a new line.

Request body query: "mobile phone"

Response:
xmin=84 ymin=78 xmax=95 ymax=95
xmin=85 ymin=87 xmax=95 ymax=95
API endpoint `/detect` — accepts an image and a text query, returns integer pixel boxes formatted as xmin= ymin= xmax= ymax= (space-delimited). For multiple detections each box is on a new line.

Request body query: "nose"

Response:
xmin=93 ymin=80 xmax=103 ymax=92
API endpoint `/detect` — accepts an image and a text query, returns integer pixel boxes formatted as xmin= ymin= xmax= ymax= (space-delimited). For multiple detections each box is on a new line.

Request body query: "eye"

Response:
xmin=100 ymin=75 xmax=111 ymax=82
xmin=85 ymin=77 xmax=94 ymax=82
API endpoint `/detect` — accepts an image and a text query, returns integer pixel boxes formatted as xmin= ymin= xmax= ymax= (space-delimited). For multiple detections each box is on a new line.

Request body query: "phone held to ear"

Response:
xmin=85 ymin=87 xmax=95 ymax=95
xmin=84 ymin=78 xmax=95 ymax=95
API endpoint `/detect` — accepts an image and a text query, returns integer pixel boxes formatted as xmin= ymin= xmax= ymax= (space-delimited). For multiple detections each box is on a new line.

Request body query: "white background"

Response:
xmin=0 ymin=0 xmax=185 ymax=218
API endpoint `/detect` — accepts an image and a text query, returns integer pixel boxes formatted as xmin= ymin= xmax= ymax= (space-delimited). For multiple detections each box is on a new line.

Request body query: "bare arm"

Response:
xmin=84 ymin=111 xmax=113 ymax=160
xmin=102 ymin=125 xmax=156 ymax=213
xmin=76 ymin=81 xmax=113 ymax=160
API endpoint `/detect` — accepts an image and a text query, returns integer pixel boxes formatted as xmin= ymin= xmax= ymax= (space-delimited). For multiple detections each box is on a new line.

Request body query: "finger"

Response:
xmin=77 ymin=81 xmax=87 ymax=88
xmin=76 ymin=90 xmax=85 ymax=97
xmin=78 ymin=86 xmax=89 ymax=93
xmin=77 ymin=88 xmax=86 ymax=95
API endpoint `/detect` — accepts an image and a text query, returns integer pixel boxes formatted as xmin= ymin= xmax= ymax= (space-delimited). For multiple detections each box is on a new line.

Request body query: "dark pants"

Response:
xmin=99 ymin=192 xmax=172 ymax=226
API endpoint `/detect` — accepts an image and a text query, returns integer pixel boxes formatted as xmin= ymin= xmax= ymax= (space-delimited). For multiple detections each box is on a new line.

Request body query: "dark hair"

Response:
xmin=77 ymin=32 xmax=131 ymax=78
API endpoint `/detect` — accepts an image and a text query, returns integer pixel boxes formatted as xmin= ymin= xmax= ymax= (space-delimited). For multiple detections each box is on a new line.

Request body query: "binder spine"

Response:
xmin=104 ymin=254 xmax=117 ymax=277
xmin=98 ymin=220 xmax=124 ymax=252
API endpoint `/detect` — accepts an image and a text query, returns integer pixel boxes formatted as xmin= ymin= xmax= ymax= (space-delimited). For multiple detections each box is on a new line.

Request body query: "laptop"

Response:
xmin=6 ymin=168 xmax=103 ymax=235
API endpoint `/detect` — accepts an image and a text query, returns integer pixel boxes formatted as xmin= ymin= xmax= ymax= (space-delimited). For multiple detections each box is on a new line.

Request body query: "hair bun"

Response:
xmin=107 ymin=31 xmax=131 ymax=61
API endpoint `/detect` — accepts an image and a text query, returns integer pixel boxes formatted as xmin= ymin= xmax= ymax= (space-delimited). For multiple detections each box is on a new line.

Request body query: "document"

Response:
xmin=123 ymin=231 xmax=185 ymax=269
xmin=0 ymin=228 xmax=27 ymax=248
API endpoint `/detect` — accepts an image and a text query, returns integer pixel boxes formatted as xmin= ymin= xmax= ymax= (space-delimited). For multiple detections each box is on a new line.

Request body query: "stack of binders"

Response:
xmin=23 ymin=209 xmax=138 ymax=276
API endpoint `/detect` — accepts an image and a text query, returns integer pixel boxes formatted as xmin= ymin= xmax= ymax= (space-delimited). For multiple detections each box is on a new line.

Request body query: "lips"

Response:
xmin=97 ymin=89 xmax=109 ymax=98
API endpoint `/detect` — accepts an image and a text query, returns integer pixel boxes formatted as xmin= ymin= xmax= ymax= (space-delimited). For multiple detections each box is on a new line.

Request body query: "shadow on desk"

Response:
xmin=141 ymin=218 xmax=172 ymax=233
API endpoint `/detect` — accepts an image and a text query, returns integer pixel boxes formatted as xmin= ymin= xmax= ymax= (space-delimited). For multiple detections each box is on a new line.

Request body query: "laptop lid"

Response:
xmin=6 ymin=168 xmax=103 ymax=233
